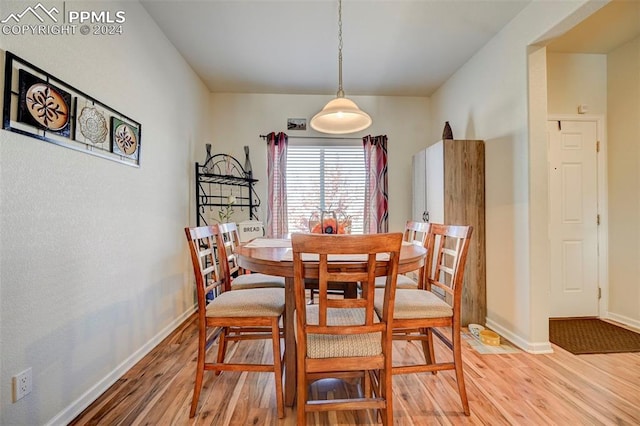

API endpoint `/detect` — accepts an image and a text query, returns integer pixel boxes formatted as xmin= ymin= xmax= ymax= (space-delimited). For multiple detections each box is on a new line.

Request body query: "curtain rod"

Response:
xmin=259 ymin=134 xmax=361 ymax=140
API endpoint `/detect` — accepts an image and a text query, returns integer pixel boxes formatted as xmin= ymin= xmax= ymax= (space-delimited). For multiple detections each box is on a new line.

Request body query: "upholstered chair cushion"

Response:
xmin=374 ymin=274 xmax=418 ymax=289
xmin=206 ymin=288 xmax=285 ymax=318
xmin=374 ymin=288 xmax=453 ymax=319
xmin=302 ymin=305 xmax=382 ymax=359
xmin=231 ymin=273 xmax=286 ymax=290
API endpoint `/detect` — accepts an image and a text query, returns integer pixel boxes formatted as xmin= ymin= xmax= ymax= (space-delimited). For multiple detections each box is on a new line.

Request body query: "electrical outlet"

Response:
xmin=12 ymin=367 xmax=32 ymax=402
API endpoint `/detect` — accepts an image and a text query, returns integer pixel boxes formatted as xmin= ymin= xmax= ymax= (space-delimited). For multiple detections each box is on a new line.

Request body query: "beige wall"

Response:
xmin=0 ymin=2 xmax=209 ymax=424
xmin=547 ymin=53 xmax=607 ymax=115
xmin=208 ymin=93 xmax=430 ymax=233
xmin=428 ymin=0 xmax=600 ymax=351
xmin=607 ymin=36 xmax=640 ymax=328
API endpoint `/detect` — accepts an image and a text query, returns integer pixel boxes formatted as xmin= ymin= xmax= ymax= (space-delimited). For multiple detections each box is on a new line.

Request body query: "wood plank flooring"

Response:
xmin=70 ymin=313 xmax=640 ymax=425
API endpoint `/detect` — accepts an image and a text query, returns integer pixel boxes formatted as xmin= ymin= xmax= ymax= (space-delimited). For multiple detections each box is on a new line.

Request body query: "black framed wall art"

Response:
xmin=2 ymin=51 xmax=142 ymax=167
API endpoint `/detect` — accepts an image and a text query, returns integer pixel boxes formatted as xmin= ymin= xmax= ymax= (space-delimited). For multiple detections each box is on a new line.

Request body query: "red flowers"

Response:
xmin=310 ymin=218 xmax=347 ymax=234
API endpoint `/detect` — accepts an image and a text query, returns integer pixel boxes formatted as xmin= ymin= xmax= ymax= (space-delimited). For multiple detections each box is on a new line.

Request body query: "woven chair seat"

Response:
xmin=206 ymin=288 xmax=285 ymax=318
xmin=231 ymin=273 xmax=285 ymax=290
xmin=374 ymin=274 xmax=418 ymax=289
xmin=304 ymin=305 xmax=382 ymax=359
xmin=374 ymin=288 xmax=453 ymax=319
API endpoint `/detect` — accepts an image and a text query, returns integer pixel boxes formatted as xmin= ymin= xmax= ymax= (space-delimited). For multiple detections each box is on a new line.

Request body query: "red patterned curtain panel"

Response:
xmin=363 ymin=135 xmax=389 ymax=234
xmin=266 ymin=132 xmax=288 ymax=237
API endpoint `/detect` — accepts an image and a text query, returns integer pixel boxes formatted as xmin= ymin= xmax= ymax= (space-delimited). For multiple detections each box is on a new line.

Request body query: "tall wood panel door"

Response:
xmin=413 ymin=139 xmax=486 ymax=326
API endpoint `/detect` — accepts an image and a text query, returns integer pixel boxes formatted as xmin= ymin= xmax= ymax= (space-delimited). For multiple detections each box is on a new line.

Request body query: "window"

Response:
xmin=286 ymin=144 xmax=365 ymax=234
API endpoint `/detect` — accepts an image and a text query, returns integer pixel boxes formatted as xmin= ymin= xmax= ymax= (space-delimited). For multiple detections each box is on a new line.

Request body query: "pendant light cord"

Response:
xmin=337 ymin=0 xmax=344 ymax=98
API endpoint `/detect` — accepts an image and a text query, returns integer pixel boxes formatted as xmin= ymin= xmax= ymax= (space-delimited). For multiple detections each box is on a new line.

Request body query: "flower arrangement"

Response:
xmin=310 ymin=217 xmax=347 ymax=234
xmin=218 ymin=195 xmax=236 ymax=223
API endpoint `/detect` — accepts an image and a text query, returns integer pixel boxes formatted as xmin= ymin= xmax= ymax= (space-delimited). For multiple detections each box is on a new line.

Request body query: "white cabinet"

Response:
xmin=412 ymin=147 xmax=426 ymax=222
xmin=413 ymin=141 xmax=445 ymax=224
xmin=412 ymin=139 xmax=486 ymax=326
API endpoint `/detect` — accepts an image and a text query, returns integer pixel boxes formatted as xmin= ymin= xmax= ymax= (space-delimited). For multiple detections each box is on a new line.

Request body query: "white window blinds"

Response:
xmin=286 ymin=144 xmax=365 ymax=234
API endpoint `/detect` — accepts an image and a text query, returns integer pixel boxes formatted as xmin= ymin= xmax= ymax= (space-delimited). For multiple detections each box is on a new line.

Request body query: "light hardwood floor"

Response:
xmin=70 ymin=313 xmax=640 ymax=425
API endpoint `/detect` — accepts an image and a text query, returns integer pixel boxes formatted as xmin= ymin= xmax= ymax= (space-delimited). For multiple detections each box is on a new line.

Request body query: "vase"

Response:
xmin=244 ymin=145 xmax=253 ymax=178
xmin=319 ymin=210 xmax=338 ymax=234
xmin=308 ymin=211 xmax=320 ymax=232
xmin=203 ymin=143 xmax=214 ymax=174
xmin=442 ymin=121 xmax=453 ymax=140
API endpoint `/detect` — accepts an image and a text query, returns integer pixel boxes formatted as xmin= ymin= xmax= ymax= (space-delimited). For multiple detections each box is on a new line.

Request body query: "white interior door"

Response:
xmin=548 ymin=119 xmax=599 ymax=317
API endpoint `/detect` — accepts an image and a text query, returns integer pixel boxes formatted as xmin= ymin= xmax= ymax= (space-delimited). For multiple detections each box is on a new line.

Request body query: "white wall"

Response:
xmin=547 ymin=53 xmax=607 ymax=115
xmin=607 ymin=36 xmax=640 ymax=328
xmin=0 ymin=1 xmax=209 ymax=424
xmin=208 ymin=93 xmax=430 ymax=233
xmin=428 ymin=0 xmax=601 ymax=351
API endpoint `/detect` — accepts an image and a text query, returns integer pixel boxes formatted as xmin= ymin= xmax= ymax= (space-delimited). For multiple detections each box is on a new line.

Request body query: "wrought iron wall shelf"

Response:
xmin=195 ymin=153 xmax=260 ymax=226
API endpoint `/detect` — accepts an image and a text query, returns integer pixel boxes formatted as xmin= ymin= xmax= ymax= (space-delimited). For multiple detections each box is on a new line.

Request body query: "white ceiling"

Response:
xmin=141 ymin=0 xmax=531 ymax=97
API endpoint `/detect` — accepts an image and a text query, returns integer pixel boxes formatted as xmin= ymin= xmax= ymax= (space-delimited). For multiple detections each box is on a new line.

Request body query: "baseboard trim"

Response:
xmin=603 ymin=312 xmax=640 ymax=332
xmin=485 ymin=319 xmax=553 ymax=354
xmin=45 ymin=306 xmax=196 ymax=426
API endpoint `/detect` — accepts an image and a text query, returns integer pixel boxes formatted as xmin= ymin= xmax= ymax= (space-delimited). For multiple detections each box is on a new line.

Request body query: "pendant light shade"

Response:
xmin=310 ymin=97 xmax=372 ymax=134
xmin=310 ymin=0 xmax=371 ymax=135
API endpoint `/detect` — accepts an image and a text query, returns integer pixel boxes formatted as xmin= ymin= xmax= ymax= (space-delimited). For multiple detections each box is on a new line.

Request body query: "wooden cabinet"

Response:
xmin=412 ymin=139 xmax=486 ymax=326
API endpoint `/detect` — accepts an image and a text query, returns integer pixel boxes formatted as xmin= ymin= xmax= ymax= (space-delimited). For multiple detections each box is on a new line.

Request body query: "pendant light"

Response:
xmin=310 ymin=0 xmax=371 ymax=134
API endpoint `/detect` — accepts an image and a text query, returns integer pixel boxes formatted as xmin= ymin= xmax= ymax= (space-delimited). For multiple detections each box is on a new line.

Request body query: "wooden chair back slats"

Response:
xmin=404 ymin=220 xmax=431 ymax=246
xmin=426 ymin=224 xmax=472 ymax=304
xmin=293 ymin=233 xmax=402 ymax=335
xmin=184 ymin=226 xmax=227 ymax=310
xmin=394 ymin=220 xmax=430 ymax=290
xmin=217 ymin=222 xmax=242 ymax=274
xmin=216 ymin=222 xmax=286 ymax=291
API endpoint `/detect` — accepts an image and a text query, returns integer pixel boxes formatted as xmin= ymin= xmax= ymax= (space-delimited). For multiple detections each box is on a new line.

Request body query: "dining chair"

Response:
xmin=375 ymin=220 xmax=430 ymax=289
xmin=184 ymin=225 xmax=285 ymax=418
xmin=292 ymin=232 xmax=403 ymax=425
xmin=375 ymin=223 xmax=473 ymax=415
xmin=217 ymin=222 xmax=285 ymax=290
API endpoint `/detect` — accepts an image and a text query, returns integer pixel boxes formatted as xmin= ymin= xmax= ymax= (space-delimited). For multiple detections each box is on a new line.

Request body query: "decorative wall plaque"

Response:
xmin=2 ymin=51 xmax=142 ymax=167
xmin=18 ymin=70 xmax=71 ymax=137
xmin=77 ymin=104 xmax=109 ymax=147
xmin=111 ymin=117 xmax=139 ymax=160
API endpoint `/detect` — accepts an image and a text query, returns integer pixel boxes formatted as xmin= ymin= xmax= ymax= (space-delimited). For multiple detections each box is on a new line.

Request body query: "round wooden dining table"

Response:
xmin=235 ymin=237 xmax=427 ymax=407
